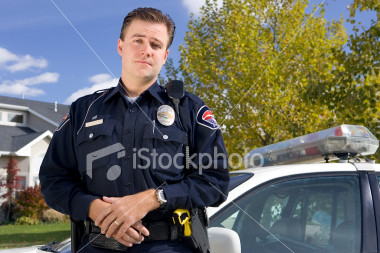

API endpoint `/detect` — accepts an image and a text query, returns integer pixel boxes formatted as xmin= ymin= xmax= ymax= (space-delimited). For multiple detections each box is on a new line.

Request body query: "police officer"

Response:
xmin=39 ymin=7 xmax=229 ymax=253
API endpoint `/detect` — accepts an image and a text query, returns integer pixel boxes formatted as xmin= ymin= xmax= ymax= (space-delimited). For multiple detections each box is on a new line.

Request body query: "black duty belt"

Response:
xmin=87 ymin=221 xmax=180 ymax=251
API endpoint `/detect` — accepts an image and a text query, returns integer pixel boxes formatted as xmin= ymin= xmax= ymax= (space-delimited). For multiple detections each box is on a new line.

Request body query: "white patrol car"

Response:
xmin=1 ymin=125 xmax=379 ymax=253
xmin=208 ymin=124 xmax=380 ymax=253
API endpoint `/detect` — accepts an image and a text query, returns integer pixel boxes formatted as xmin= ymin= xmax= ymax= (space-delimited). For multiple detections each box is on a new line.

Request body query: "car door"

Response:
xmin=210 ymin=173 xmax=365 ymax=253
xmin=369 ymin=172 xmax=380 ymax=251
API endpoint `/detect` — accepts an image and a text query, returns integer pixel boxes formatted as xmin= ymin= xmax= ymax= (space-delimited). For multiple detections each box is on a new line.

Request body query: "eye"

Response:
xmin=151 ymin=42 xmax=162 ymax=49
xmin=133 ymin=39 xmax=143 ymax=43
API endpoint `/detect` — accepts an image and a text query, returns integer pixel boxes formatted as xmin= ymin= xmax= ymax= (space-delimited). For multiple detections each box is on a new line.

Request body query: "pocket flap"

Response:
xmin=143 ymin=123 xmax=187 ymax=144
xmin=77 ymin=116 xmax=115 ymax=145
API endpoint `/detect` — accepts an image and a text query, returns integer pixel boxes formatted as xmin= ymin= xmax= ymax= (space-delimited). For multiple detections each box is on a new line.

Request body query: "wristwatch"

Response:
xmin=156 ymin=189 xmax=167 ymax=209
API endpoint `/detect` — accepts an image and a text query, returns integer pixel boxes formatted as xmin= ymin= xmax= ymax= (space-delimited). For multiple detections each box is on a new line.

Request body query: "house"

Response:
xmin=0 ymin=96 xmax=69 ymax=194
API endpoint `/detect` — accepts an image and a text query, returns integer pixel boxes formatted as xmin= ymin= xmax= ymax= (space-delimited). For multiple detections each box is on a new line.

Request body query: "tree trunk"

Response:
xmin=6 ymin=196 xmax=11 ymax=221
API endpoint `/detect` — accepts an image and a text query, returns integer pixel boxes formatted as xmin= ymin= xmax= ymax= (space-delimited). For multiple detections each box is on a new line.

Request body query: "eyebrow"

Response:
xmin=131 ymin=33 xmax=164 ymax=46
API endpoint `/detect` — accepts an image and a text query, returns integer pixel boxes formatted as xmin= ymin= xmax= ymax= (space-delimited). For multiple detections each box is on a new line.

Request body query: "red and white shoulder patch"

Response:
xmin=196 ymin=105 xmax=220 ymax=130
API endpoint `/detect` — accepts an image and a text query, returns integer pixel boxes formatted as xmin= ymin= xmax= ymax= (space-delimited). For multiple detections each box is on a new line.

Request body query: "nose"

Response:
xmin=140 ymin=42 xmax=152 ymax=57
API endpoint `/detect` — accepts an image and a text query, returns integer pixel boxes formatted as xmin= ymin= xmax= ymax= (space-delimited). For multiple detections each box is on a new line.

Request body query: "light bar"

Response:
xmin=244 ymin=125 xmax=379 ymax=168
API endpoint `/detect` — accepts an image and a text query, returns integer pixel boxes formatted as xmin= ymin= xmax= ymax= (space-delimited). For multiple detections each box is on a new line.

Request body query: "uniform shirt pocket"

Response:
xmin=142 ymin=122 xmax=187 ymax=183
xmin=75 ymin=117 xmax=118 ymax=176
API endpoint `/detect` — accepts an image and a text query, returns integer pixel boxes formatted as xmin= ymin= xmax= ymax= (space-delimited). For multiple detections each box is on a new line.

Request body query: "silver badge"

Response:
xmin=157 ymin=105 xmax=175 ymax=126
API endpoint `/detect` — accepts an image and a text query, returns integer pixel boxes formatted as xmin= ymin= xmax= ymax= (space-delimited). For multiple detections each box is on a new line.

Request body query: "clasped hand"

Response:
xmin=94 ymin=195 xmax=150 ymax=247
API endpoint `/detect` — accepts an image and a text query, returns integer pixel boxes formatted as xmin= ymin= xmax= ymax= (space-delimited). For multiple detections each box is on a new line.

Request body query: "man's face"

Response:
xmin=117 ymin=20 xmax=169 ymax=85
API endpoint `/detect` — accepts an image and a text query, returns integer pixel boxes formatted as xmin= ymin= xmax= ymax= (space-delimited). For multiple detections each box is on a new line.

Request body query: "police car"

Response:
xmin=1 ymin=125 xmax=379 ymax=253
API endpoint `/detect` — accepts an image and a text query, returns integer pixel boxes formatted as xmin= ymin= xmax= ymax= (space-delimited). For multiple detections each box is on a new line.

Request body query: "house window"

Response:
xmin=0 ymin=110 xmax=26 ymax=126
xmin=7 ymin=113 xmax=24 ymax=124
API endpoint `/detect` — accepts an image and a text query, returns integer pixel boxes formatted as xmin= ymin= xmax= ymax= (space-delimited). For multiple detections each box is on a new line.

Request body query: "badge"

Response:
xmin=196 ymin=105 xmax=220 ymax=130
xmin=85 ymin=119 xmax=103 ymax=128
xmin=157 ymin=105 xmax=175 ymax=126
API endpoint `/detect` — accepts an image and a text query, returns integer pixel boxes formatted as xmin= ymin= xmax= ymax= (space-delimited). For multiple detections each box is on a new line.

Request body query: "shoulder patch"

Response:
xmin=56 ymin=113 xmax=70 ymax=131
xmin=196 ymin=105 xmax=220 ymax=130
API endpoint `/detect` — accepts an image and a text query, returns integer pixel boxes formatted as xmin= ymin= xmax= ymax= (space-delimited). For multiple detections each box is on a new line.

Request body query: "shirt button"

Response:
xmin=163 ymin=135 xmax=168 ymax=140
xmin=89 ymin=133 xmax=93 ymax=138
xmin=126 ymin=129 xmax=131 ymax=134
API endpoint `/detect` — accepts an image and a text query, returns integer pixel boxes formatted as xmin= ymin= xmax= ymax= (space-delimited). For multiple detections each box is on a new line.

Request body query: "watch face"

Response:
xmin=157 ymin=189 xmax=167 ymax=206
xmin=159 ymin=190 xmax=167 ymax=203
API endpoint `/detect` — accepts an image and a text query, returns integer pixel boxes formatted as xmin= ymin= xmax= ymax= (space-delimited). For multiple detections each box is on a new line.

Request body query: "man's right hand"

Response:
xmin=88 ymin=198 xmax=109 ymax=221
xmin=88 ymin=198 xmax=147 ymax=247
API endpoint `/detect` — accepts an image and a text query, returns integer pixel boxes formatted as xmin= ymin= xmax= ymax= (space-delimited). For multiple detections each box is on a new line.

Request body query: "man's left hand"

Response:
xmin=94 ymin=189 xmax=161 ymax=246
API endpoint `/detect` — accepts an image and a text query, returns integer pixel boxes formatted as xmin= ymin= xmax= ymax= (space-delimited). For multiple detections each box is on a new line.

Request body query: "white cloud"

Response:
xmin=64 ymin=74 xmax=117 ymax=104
xmin=182 ymin=0 xmax=223 ymax=15
xmin=0 ymin=47 xmax=48 ymax=73
xmin=13 ymin=72 xmax=59 ymax=86
xmin=89 ymin=73 xmax=114 ymax=84
xmin=0 ymin=48 xmax=18 ymax=63
xmin=0 ymin=72 xmax=59 ymax=97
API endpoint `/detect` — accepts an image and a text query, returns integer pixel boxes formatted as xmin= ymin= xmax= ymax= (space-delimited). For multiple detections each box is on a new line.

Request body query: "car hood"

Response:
xmin=0 ymin=246 xmax=40 ymax=253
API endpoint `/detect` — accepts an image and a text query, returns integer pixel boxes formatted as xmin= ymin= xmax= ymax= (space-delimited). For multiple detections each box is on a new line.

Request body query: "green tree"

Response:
xmin=331 ymin=0 xmax=380 ymax=161
xmin=178 ymin=0 xmax=347 ymax=160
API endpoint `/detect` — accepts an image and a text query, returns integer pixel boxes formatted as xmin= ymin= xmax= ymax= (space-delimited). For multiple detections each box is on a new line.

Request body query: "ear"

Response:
xmin=117 ymin=39 xmax=123 ymax=56
xmin=163 ymin=49 xmax=169 ymax=64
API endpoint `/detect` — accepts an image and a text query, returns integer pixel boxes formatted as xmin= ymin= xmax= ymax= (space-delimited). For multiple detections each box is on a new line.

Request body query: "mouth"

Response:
xmin=135 ymin=60 xmax=152 ymax=66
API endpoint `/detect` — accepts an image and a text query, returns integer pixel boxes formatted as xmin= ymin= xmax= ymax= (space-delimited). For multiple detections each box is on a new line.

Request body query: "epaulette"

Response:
xmin=185 ymin=91 xmax=203 ymax=107
xmin=95 ymin=87 xmax=112 ymax=94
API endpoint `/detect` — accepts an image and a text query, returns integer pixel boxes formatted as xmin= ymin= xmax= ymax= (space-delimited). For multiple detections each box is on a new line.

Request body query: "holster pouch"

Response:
xmin=89 ymin=234 xmax=129 ymax=251
xmin=71 ymin=218 xmax=85 ymax=253
xmin=89 ymin=224 xmax=129 ymax=251
xmin=173 ymin=208 xmax=210 ymax=253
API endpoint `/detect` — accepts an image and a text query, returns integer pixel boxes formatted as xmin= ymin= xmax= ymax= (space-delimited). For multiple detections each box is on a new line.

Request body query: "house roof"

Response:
xmin=0 ymin=96 xmax=66 ymax=155
xmin=0 ymin=95 xmax=69 ymax=125
xmin=0 ymin=125 xmax=42 ymax=152
xmin=12 ymin=131 xmax=46 ymax=152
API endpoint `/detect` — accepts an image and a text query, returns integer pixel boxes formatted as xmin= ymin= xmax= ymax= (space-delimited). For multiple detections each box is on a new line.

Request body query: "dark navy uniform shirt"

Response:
xmin=39 ymin=80 xmax=229 ymax=221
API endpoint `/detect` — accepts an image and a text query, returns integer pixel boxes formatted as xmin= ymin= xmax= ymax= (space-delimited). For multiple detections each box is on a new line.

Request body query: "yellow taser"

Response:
xmin=172 ymin=209 xmax=192 ymax=236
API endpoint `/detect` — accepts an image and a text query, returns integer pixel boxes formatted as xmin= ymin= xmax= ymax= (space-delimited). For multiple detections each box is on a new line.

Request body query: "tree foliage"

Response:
xmin=0 ymin=157 xmax=21 ymax=220
xmin=331 ymin=0 xmax=380 ymax=161
xmin=177 ymin=0 xmax=350 ymax=159
xmin=14 ymin=184 xmax=48 ymax=221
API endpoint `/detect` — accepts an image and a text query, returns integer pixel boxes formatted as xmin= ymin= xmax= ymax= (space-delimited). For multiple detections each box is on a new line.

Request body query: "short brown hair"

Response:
xmin=120 ymin=7 xmax=176 ymax=49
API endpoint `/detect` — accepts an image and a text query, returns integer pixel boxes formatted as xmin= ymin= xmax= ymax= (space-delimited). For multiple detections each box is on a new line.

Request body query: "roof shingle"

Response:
xmin=0 ymin=96 xmax=69 ymax=153
xmin=0 ymin=96 xmax=69 ymax=124
xmin=0 ymin=125 xmax=38 ymax=152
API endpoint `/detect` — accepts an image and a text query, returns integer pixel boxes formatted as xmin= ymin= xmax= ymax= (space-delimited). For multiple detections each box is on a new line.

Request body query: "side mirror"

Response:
xmin=208 ymin=227 xmax=241 ymax=253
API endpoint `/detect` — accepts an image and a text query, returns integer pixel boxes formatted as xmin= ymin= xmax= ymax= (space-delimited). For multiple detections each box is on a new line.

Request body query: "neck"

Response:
xmin=120 ymin=76 xmax=156 ymax=97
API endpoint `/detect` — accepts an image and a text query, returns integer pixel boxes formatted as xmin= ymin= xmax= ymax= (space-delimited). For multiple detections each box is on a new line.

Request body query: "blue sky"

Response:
xmin=0 ymin=0 xmax=376 ymax=105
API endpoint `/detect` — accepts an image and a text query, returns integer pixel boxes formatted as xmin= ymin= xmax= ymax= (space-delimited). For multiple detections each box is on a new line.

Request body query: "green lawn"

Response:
xmin=0 ymin=223 xmax=70 ymax=249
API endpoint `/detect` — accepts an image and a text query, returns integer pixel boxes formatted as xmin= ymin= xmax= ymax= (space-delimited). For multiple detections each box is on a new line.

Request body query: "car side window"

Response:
xmin=210 ymin=175 xmax=362 ymax=253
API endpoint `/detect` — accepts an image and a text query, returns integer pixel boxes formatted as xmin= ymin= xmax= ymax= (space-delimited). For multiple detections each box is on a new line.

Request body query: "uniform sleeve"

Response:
xmin=161 ymin=102 xmax=230 ymax=210
xmin=39 ymin=104 xmax=98 ymax=220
